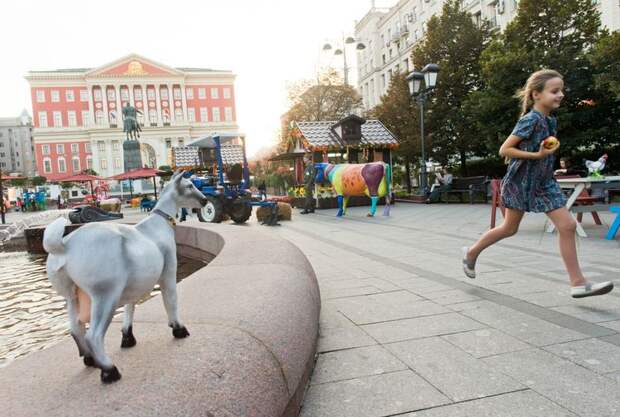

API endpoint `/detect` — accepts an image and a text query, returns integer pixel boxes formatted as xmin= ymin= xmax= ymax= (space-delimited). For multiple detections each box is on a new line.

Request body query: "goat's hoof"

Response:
xmin=101 ymin=366 xmax=121 ymax=383
xmin=83 ymin=356 xmax=96 ymax=367
xmin=121 ymin=328 xmax=137 ymax=348
xmin=172 ymin=326 xmax=190 ymax=339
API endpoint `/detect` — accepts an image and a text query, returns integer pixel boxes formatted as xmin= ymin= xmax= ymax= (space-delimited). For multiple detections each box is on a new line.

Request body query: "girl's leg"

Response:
xmin=545 ymin=207 xmax=586 ymax=287
xmin=467 ymin=208 xmax=525 ymax=261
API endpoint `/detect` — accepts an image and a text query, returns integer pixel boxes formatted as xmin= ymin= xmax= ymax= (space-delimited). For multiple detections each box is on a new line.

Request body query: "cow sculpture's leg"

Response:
xmin=85 ymin=288 xmax=123 ymax=383
xmin=342 ymin=196 xmax=350 ymax=215
xmin=369 ymin=196 xmax=379 ymax=217
xmin=121 ymin=303 xmax=137 ymax=348
xmin=336 ymin=195 xmax=344 ymax=217
xmin=159 ymin=259 xmax=190 ymax=339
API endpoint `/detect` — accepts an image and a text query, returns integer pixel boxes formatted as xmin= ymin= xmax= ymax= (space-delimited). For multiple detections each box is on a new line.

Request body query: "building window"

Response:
xmin=85 ymin=143 xmax=91 ymax=153
xmin=223 ymin=88 xmax=231 ymax=99
xmin=147 ymin=88 xmax=155 ymax=100
xmin=57 ymin=144 xmax=65 ymax=154
xmin=114 ymin=157 xmax=121 ymax=169
xmin=165 ymin=138 xmax=172 ymax=148
xmin=36 ymin=90 xmax=45 ymax=103
xmin=134 ymin=88 xmax=142 ymax=101
xmin=42 ymin=144 xmax=50 ymax=155
xmin=58 ymin=157 xmax=67 ymax=173
xmin=0 ymin=152 xmax=4 ymax=157
xmin=224 ymin=107 xmax=233 ymax=122
xmin=71 ymin=143 xmax=79 ymax=154
xmin=211 ymin=88 xmax=219 ymax=99
xmin=51 ymin=90 xmax=60 ymax=102
xmin=200 ymin=107 xmax=208 ymax=122
xmin=86 ymin=157 xmax=93 ymax=169
xmin=178 ymin=138 xmax=184 ymax=147
xmin=53 ymin=112 xmax=62 ymax=128
xmin=95 ymin=110 xmax=104 ymax=125
xmin=186 ymin=87 xmax=194 ymax=99
xmin=66 ymin=89 xmax=75 ymax=102
xmin=173 ymin=88 xmax=182 ymax=100
xmin=109 ymin=111 xmax=117 ymax=125
xmin=43 ymin=158 xmax=52 ymax=173
xmin=160 ymin=88 xmax=169 ymax=100
xmin=175 ymin=108 xmax=183 ymax=121
xmin=97 ymin=141 xmax=105 ymax=152
xmin=121 ymin=88 xmax=129 ymax=101
xmin=212 ymin=107 xmax=221 ymax=122
xmin=38 ymin=112 xmax=48 ymax=128
xmin=198 ymin=88 xmax=206 ymax=99
xmin=80 ymin=89 xmax=88 ymax=102
xmin=94 ymin=88 xmax=102 ymax=101
xmin=72 ymin=157 xmax=80 ymax=172
xmin=149 ymin=109 xmax=157 ymax=124
xmin=81 ymin=111 xmax=90 ymax=127
xmin=107 ymin=88 xmax=115 ymax=101
xmin=100 ymin=158 xmax=107 ymax=169
xmin=68 ymin=111 xmax=77 ymax=127
xmin=112 ymin=141 xmax=119 ymax=151
xmin=187 ymin=108 xmax=196 ymax=122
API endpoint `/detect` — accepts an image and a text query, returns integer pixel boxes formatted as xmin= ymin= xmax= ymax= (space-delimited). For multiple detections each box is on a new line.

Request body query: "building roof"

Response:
xmin=173 ymin=144 xmax=245 ymax=167
xmin=219 ymin=144 xmax=245 ymax=165
xmin=295 ymin=119 xmax=398 ymax=150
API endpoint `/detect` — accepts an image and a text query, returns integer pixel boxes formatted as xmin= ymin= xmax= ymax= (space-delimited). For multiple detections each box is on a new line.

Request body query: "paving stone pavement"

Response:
xmin=266 ymin=203 xmax=620 ymax=417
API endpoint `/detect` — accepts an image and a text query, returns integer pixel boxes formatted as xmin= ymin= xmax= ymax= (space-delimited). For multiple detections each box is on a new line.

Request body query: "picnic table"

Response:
xmin=546 ymin=175 xmax=620 ymax=237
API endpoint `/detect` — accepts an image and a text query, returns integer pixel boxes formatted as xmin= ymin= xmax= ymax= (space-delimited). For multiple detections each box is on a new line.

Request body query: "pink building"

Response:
xmin=26 ymin=54 xmax=239 ymax=180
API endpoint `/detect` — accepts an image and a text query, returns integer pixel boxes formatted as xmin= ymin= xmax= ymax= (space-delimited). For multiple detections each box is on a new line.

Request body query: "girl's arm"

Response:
xmin=499 ymin=135 xmax=559 ymax=160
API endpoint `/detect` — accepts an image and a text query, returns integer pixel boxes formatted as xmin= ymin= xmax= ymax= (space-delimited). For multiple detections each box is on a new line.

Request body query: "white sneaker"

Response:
xmin=462 ymin=247 xmax=476 ymax=279
xmin=571 ymin=281 xmax=614 ymax=298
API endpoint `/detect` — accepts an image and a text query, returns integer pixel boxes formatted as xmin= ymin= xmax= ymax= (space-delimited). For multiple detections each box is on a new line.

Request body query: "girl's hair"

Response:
xmin=515 ymin=69 xmax=563 ymax=116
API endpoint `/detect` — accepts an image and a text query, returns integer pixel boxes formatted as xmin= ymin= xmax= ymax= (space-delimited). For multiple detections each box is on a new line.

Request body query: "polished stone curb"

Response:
xmin=0 ymin=223 xmax=321 ymax=417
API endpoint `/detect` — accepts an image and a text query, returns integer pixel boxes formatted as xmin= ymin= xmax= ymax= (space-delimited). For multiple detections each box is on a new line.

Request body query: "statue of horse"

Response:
xmin=122 ymin=103 xmax=142 ymax=140
xmin=314 ymin=162 xmax=392 ymax=217
xmin=43 ymin=170 xmax=207 ymax=383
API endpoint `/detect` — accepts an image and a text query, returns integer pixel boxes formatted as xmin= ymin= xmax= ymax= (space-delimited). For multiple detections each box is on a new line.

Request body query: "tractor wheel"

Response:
xmin=229 ymin=201 xmax=252 ymax=224
xmin=197 ymin=196 xmax=223 ymax=223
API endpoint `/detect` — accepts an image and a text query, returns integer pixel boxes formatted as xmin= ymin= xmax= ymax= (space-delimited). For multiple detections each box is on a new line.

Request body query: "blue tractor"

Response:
xmin=186 ymin=133 xmax=276 ymax=224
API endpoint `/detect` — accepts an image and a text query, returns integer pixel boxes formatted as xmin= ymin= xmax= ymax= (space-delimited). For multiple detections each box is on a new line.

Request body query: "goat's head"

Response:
xmin=165 ymin=170 xmax=208 ymax=209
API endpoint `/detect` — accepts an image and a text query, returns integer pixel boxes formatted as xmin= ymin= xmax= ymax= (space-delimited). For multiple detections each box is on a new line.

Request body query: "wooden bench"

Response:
xmin=440 ymin=176 xmax=488 ymax=204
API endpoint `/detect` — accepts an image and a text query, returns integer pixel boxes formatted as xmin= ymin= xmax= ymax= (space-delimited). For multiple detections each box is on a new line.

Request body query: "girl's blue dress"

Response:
xmin=501 ymin=109 xmax=567 ymax=213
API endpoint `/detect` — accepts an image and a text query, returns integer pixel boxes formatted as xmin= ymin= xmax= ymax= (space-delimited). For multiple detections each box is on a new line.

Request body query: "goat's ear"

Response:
xmin=171 ymin=169 xmax=183 ymax=179
xmin=174 ymin=171 xmax=184 ymax=185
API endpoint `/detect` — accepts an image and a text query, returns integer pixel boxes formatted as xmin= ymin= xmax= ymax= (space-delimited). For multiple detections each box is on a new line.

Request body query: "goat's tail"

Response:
xmin=43 ymin=217 xmax=68 ymax=255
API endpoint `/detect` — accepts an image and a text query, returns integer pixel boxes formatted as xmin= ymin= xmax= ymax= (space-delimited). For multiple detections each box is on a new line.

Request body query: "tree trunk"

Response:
xmin=405 ymin=157 xmax=412 ymax=194
xmin=460 ymin=151 xmax=468 ymax=177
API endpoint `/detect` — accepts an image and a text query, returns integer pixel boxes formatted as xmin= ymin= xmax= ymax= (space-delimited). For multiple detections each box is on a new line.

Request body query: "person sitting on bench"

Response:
xmin=427 ymin=167 xmax=453 ymax=203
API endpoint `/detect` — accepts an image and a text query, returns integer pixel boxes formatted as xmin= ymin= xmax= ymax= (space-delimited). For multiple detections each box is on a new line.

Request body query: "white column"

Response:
xmin=141 ymin=84 xmax=148 ymax=127
xmin=167 ymin=83 xmax=174 ymax=126
xmin=155 ymin=84 xmax=163 ymax=126
xmin=101 ymin=84 xmax=109 ymax=127
xmin=115 ymin=84 xmax=122 ymax=126
xmin=87 ymin=85 xmax=96 ymax=126
xmin=180 ymin=82 xmax=188 ymax=124
xmin=128 ymin=84 xmax=135 ymax=107
xmin=106 ymin=139 xmax=114 ymax=176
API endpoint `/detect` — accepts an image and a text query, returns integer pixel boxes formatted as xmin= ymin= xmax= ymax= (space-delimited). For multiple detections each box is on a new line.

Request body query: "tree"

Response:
xmin=410 ymin=0 xmax=492 ymax=173
xmin=280 ymin=69 xmax=362 ymax=151
xmin=590 ymin=30 xmax=620 ymax=99
xmin=81 ymin=168 xmax=99 ymax=176
xmin=370 ymin=72 xmax=419 ymax=192
xmin=470 ymin=0 xmax=606 ymax=157
xmin=31 ymin=176 xmax=47 ymax=186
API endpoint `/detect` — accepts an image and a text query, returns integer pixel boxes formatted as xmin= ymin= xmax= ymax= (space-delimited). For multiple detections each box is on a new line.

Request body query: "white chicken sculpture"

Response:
xmin=585 ymin=154 xmax=608 ymax=178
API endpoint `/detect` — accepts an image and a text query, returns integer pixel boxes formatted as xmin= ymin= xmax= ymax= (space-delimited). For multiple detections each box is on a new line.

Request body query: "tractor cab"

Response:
xmin=187 ymin=133 xmax=278 ymax=225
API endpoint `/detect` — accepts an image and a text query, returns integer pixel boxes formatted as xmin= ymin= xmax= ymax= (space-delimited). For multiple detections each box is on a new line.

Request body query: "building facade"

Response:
xmin=0 ymin=110 xmax=36 ymax=177
xmin=26 ymin=54 xmax=239 ymax=181
xmin=355 ymin=0 xmax=620 ymax=110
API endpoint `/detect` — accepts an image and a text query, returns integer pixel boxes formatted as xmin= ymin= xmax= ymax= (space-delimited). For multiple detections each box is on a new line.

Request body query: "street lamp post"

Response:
xmin=406 ymin=63 xmax=439 ymax=196
xmin=323 ymin=35 xmax=366 ymax=86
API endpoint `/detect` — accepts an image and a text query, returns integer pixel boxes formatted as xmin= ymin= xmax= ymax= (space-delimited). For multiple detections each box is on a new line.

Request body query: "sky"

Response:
xmin=0 ymin=0 xmax=397 ymax=157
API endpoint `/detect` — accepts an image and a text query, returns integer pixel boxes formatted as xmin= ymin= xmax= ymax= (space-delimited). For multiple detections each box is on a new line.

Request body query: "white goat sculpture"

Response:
xmin=43 ymin=170 xmax=207 ymax=383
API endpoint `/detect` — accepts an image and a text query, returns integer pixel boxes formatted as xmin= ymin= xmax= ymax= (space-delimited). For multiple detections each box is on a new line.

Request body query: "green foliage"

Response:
xmin=31 ymin=176 xmax=47 ymax=186
xmin=80 ymin=168 xmax=99 ymax=176
xmin=60 ymin=182 xmax=75 ymax=190
xmin=470 ymin=0 xmax=609 ymax=157
xmin=410 ymin=0 xmax=493 ymax=173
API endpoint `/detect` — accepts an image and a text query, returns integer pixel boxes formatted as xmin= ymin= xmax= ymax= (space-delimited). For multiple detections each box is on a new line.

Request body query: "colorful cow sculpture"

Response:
xmin=314 ymin=162 xmax=392 ymax=217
